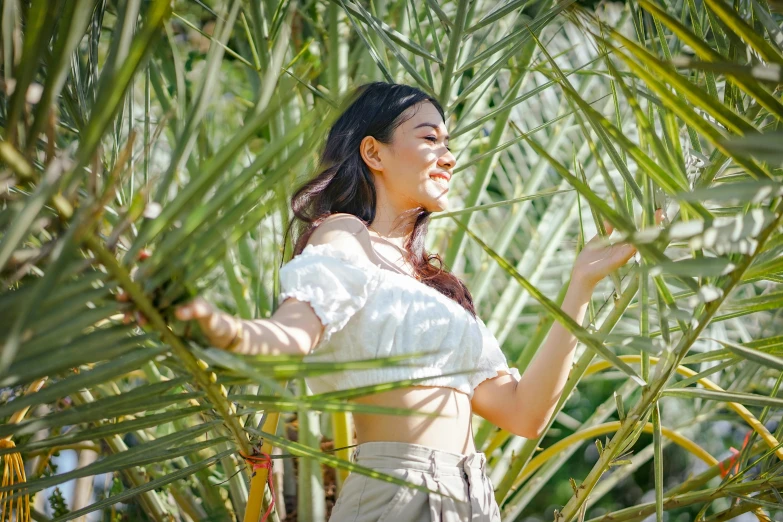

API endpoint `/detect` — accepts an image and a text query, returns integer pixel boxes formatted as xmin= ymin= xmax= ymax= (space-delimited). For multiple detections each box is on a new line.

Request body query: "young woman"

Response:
xmin=174 ymin=82 xmax=662 ymax=521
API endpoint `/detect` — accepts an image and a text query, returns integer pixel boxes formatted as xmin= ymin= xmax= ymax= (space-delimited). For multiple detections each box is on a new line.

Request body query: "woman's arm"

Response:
xmin=472 ymin=210 xmax=664 ymax=438
xmin=176 ymin=297 xmax=325 ymax=356
xmin=470 ymin=276 xmax=592 ymax=439
xmin=175 ymin=213 xmax=374 ymax=356
xmin=514 ymin=279 xmax=592 ymax=437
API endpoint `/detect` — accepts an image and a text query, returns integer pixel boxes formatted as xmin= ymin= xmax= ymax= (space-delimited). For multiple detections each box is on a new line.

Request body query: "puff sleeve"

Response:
xmin=469 ymin=316 xmax=522 ymax=394
xmin=278 ymin=243 xmax=378 ymax=347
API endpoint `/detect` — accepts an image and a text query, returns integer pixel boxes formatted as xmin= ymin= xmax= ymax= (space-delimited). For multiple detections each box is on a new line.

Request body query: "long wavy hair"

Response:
xmin=284 ymin=82 xmax=476 ymax=317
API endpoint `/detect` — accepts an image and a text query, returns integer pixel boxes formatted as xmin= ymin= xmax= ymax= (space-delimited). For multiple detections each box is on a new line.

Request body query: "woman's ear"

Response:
xmin=360 ymin=136 xmax=384 ymax=172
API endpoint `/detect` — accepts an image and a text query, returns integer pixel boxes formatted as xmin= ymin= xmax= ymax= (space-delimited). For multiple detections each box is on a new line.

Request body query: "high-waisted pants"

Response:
xmin=328 ymin=441 xmax=502 ymax=521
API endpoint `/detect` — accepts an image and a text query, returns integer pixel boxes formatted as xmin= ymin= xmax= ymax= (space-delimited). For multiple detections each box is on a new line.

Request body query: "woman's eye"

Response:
xmin=424 ymin=136 xmax=451 ymax=151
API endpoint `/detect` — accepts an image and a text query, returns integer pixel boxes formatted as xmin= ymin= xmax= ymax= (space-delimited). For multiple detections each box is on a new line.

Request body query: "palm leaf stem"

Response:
xmin=438 ymin=0 xmax=470 ymax=104
xmin=584 ymin=355 xmax=783 ymax=459
xmin=89 ymin=234 xmax=253 ymax=456
xmin=583 ymin=413 xmax=723 ymax=515
xmin=0 ymin=140 xmax=252 ymax=466
xmin=139 ymin=362 xmax=238 ymax=518
xmin=511 ymin=420 xmax=716 ymax=490
xmin=582 ymin=475 xmax=783 ymax=522
xmin=221 ymin=440 xmax=249 ymax=521
xmin=604 ymin=420 xmax=767 ymax=507
xmin=499 ymin=379 xmax=636 ymax=516
xmin=652 ymin=402 xmax=664 ymax=522
xmin=558 ymin=212 xmax=783 ymax=522
xmin=431 ymin=188 xmax=573 ymax=220
xmin=67 ymin=389 xmax=171 ymax=522
xmin=48 ymin=449 xmax=234 ymax=522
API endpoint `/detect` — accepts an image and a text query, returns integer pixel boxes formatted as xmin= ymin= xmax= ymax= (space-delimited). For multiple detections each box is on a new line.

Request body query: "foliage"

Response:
xmin=0 ymin=0 xmax=782 ymax=521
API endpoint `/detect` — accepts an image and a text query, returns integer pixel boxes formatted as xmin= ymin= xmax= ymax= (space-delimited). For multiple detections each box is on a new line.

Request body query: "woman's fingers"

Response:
xmin=176 ymin=305 xmax=193 ymax=320
xmin=118 ymin=290 xmax=213 ymax=326
xmin=175 ymin=297 xmax=213 ymax=321
xmin=619 ymin=242 xmax=637 ymax=262
xmin=592 ymin=208 xmax=667 ymax=245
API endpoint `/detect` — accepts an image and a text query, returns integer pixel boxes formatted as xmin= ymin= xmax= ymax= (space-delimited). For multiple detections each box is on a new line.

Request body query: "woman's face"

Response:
xmin=369 ymin=102 xmax=456 ymax=213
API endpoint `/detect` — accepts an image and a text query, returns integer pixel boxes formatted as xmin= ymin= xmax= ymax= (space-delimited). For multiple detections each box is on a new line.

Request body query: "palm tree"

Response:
xmin=0 ymin=0 xmax=781 ymax=521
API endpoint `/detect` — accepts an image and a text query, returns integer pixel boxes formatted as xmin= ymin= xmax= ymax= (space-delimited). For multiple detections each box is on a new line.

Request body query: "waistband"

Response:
xmin=352 ymin=441 xmax=487 ymax=478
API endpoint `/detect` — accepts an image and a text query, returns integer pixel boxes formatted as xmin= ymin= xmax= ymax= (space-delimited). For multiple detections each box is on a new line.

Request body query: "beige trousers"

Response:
xmin=328 ymin=441 xmax=502 ymax=521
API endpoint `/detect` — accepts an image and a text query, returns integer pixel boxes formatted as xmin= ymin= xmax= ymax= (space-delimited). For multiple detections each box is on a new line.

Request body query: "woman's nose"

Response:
xmin=438 ymin=149 xmax=456 ymax=169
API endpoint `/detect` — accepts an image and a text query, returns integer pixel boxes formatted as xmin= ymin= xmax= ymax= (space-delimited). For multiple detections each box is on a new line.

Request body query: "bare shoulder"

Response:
xmin=306 ymin=213 xmax=374 ymax=260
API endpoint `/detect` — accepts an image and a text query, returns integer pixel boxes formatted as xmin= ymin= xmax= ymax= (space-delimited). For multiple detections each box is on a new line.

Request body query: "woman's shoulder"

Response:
xmin=302 ymin=213 xmax=375 ymax=266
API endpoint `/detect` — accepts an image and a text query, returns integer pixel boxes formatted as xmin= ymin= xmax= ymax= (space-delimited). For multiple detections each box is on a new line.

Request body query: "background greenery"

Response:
xmin=1 ymin=0 xmax=782 ymax=521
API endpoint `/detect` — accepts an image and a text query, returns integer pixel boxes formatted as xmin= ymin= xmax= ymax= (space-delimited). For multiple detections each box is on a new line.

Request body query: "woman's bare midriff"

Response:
xmin=349 ymin=385 xmax=476 ymax=455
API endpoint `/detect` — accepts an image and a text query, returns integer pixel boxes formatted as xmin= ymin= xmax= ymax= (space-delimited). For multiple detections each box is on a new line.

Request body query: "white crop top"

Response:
xmin=278 ymin=242 xmax=522 ymax=399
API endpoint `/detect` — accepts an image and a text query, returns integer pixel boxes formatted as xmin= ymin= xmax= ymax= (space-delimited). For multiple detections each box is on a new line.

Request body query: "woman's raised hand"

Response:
xmin=572 ymin=208 xmax=666 ymax=289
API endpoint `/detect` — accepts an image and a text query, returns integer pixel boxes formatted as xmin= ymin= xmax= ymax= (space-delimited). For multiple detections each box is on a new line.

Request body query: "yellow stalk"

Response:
xmin=1 ymin=378 xmax=45 ymax=522
xmin=331 ymin=412 xmax=352 ymax=489
xmin=244 ymin=412 xmax=281 ymax=522
xmin=512 ymin=421 xmax=716 ymax=490
xmin=585 ymin=355 xmax=783 ymax=460
xmin=485 ymin=428 xmax=513 ymax=457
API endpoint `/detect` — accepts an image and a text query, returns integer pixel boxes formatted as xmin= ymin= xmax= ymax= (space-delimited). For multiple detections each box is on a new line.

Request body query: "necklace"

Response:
xmin=366 ymin=222 xmax=421 ymax=280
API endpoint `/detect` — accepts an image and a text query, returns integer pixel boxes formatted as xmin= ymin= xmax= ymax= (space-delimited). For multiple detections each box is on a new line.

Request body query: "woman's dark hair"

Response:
xmin=284 ymin=82 xmax=476 ymax=317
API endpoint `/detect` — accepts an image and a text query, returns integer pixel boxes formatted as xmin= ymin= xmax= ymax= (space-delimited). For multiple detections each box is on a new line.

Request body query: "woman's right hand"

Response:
xmin=115 ymin=248 xmax=243 ymax=351
xmin=119 ymin=290 xmax=241 ymax=350
xmin=175 ymin=297 xmax=242 ymax=350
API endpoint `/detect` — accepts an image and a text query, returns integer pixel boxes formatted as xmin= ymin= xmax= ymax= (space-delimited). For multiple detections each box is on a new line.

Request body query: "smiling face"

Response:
xmin=361 ymin=101 xmax=456 ymax=213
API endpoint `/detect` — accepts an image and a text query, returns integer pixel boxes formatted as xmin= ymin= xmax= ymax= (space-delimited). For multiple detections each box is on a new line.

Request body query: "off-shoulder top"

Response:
xmin=278 ymin=242 xmax=521 ymax=399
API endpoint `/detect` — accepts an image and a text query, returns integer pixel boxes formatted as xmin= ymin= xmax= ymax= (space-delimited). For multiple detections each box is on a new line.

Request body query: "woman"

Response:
xmin=173 ymin=82 xmax=662 ymax=521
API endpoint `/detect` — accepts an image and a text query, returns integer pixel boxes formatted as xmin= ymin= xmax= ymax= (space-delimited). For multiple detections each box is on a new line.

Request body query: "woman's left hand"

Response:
xmin=572 ymin=209 xmax=665 ymax=289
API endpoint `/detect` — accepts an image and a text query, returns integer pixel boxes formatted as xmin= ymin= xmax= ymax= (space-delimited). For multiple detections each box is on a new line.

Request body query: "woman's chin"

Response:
xmin=412 ymin=191 xmax=449 ymax=213
xmin=427 ymin=196 xmax=449 ymax=213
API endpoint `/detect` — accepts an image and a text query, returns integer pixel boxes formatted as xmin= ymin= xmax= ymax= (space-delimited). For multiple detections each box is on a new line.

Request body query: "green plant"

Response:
xmin=1 ymin=0 xmax=781 ymax=521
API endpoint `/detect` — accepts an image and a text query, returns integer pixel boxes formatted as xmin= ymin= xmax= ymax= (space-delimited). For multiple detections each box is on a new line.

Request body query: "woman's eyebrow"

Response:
xmin=413 ymin=122 xmax=450 ymax=140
